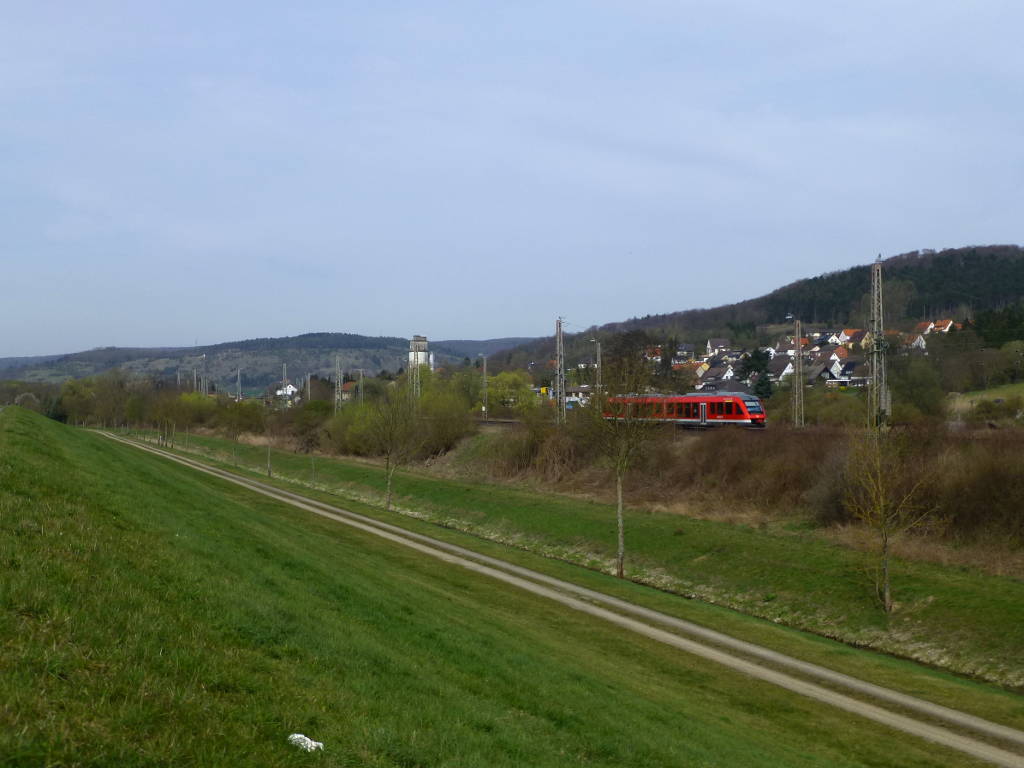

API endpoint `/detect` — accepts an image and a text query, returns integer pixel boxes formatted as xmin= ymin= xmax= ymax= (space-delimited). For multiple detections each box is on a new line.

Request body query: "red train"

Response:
xmin=604 ymin=392 xmax=766 ymax=428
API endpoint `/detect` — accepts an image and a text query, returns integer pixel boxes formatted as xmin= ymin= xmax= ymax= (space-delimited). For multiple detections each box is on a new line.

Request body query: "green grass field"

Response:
xmin=0 ymin=407 xmax=1008 ymax=767
xmin=156 ymin=429 xmax=1024 ymax=690
xmin=950 ymin=381 xmax=1024 ymax=413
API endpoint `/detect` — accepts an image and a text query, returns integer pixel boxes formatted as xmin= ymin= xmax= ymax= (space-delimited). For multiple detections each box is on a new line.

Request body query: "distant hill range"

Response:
xmin=0 ymin=333 xmax=535 ymax=388
xmin=497 ymin=244 xmax=1024 ymax=368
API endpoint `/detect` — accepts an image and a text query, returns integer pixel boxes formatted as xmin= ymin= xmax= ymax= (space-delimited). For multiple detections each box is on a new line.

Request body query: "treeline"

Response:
xmin=26 ymin=364 xmax=545 ymax=460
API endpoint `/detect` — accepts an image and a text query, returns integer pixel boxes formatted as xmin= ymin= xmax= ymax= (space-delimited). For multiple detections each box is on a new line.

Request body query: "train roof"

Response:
xmin=610 ymin=391 xmax=762 ymax=401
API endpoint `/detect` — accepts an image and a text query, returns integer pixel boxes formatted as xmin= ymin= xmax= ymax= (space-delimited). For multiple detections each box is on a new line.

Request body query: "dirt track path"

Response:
xmin=102 ymin=432 xmax=1024 ymax=768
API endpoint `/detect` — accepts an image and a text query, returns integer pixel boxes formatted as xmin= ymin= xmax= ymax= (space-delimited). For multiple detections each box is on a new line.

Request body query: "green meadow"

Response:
xmin=0 ymin=407 xmax=1006 ymax=766
xmin=143 ymin=429 xmax=1024 ymax=717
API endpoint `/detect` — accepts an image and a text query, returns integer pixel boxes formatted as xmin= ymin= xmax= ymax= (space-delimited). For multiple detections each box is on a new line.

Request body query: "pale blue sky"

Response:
xmin=3 ymin=1 xmax=1022 ymax=356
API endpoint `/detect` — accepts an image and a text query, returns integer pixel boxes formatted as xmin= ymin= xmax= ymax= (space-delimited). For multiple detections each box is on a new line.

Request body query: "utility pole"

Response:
xmin=792 ymin=319 xmax=805 ymax=428
xmin=591 ymin=338 xmax=602 ymax=394
xmin=282 ymin=363 xmax=287 ymax=389
xmin=555 ymin=317 xmax=567 ymax=424
xmin=334 ymin=355 xmax=343 ymax=414
xmin=306 ymin=372 xmax=311 ymax=402
xmin=201 ymin=354 xmax=208 ymax=395
xmin=480 ymin=354 xmax=488 ymax=420
xmin=193 ymin=368 xmax=197 ymax=391
xmin=236 ymin=368 xmax=242 ymax=401
xmin=868 ymin=255 xmax=890 ymax=430
xmin=358 ymin=369 xmax=364 ymax=404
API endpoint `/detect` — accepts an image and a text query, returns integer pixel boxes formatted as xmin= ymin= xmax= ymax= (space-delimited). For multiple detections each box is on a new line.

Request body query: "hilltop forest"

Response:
xmin=496 ymin=245 xmax=1024 ymax=370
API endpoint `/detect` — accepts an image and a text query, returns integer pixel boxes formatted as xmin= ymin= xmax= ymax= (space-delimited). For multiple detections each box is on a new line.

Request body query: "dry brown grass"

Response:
xmin=431 ymin=422 xmax=1024 ymax=577
xmin=824 ymin=524 xmax=1024 ymax=579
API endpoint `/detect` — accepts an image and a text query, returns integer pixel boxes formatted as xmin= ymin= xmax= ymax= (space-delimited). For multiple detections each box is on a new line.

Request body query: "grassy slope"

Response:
xmin=160 ymin=431 xmax=1024 ymax=704
xmin=950 ymin=382 xmax=1024 ymax=412
xmin=1 ymin=408 xmax=994 ymax=768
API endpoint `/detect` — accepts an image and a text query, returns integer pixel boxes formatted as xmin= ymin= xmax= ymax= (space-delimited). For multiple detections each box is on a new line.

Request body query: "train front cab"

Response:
xmin=681 ymin=394 xmax=765 ymax=428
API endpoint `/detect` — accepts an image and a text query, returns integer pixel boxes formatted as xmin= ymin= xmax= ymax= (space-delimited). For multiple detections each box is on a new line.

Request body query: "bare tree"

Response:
xmin=844 ymin=431 xmax=935 ymax=613
xmin=366 ymin=383 xmax=422 ymax=512
xmin=585 ymin=335 xmax=655 ymax=579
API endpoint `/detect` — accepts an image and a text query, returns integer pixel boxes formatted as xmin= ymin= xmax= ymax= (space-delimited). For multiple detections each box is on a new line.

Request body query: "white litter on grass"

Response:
xmin=287 ymin=733 xmax=324 ymax=752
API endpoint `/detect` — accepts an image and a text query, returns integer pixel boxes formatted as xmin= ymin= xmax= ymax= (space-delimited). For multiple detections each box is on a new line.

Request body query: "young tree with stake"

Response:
xmin=366 ymin=383 xmax=422 ymax=513
xmin=585 ymin=335 xmax=654 ymax=579
xmin=844 ymin=431 xmax=935 ymax=613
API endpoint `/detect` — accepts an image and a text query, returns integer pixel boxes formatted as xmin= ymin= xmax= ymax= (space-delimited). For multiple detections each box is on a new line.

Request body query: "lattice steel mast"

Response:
xmin=868 ymin=255 xmax=890 ymax=430
xmin=555 ymin=317 xmax=567 ymax=424
xmin=792 ymin=319 xmax=805 ymax=427
xmin=334 ymin=355 xmax=343 ymax=414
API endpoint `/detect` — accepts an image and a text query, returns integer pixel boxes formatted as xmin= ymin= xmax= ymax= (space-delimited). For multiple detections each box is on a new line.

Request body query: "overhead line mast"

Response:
xmin=334 ymin=355 xmax=342 ymax=415
xmin=792 ymin=319 xmax=805 ymax=428
xmin=868 ymin=255 xmax=890 ymax=430
xmin=555 ymin=317 xmax=567 ymax=424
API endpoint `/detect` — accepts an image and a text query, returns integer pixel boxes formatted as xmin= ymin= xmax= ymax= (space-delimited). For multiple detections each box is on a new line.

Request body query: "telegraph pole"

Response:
xmin=868 ymin=255 xmax=890 ymax=430
xmin=591 ymin=338 xmax=602 ymax=394
xmin=555 ymin=317 xmax=567 ymax=424
xmin=792 ymin=319 xmax=805 ymax=427
xmin=306 ymin=372 xmax=311 ymax=402
xmin=358 ymin=369 xmax=364 ymax=404
xmin=334 ymin=355 xmax=342 ymax=414
xmin=236 ymin=368 xmax=242 ymax=401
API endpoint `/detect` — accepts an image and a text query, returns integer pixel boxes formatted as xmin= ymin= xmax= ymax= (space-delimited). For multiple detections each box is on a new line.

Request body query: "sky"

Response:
xmin=2 ymin=1 xmax=1023 ymax=357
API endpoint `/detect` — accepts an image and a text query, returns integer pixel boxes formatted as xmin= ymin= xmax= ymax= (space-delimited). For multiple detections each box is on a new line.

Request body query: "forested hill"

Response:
xmin=611 ymin=245 xmax=1024 ymax=333
xmin=1 ymin=333 xmax=534 ymax=387
xmin=495 ymin=245 xmax=1024 ymax=368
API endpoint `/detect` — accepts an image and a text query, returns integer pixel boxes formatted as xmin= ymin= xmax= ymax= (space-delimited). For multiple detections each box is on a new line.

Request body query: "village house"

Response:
xmin=706 ymin=337 xmax=731 ymax=356
xmin=674 ymin=343 xmax=696 ymax=361
xmin=903 ymin=333 xmax=927 ymax=351
xmin=767 ymin=355 xmax=794 ymax=381
xmin=913 ymin=320 xmax=936 ymax=335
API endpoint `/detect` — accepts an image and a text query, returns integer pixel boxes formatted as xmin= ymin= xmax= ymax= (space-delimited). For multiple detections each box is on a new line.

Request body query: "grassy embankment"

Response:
xmin=949 ymin=382 xmax=1024 ymax=414
xmin=129 ymin=429 xmax=1024 ymax=720
xmin=1 ymin=408 xmax=1003 ymax=767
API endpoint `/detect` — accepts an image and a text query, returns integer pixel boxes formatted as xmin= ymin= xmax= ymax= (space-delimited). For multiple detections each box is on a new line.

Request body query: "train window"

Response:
xmin=716 ymin=402 xmax=724 ymax=415
xmin=725 ymin=401 xmax=733 ymax=415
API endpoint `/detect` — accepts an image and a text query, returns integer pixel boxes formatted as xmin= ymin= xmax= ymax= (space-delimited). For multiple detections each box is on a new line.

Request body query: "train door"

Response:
xmin=699 ymin=401 xmax=707 ymax=426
